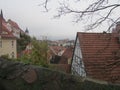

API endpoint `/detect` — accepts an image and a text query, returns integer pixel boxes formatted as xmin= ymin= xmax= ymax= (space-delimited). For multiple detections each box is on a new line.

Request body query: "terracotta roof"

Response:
xmin=49 ymin=46 xmax=66 ymax=55
xmin=0 ymin=20 xmax=15 ymax=39
xmin=7 ymin=19 xmax=24 ymax=33
xmin=7 ymin=19 xmax=20 ymax=29
xmin=77 ymin=32 xmax=120 ymax=83
xmin=59 ymin=47 xmax=73 ymax=64
xmin=22 ymin=49 xmax=32 ymax=55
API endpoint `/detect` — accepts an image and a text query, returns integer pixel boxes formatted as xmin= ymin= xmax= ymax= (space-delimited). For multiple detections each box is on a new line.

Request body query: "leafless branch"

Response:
xmin=40 ymin=0 xmax=120 ymax=31
xmin=39 ymin=0 xmax=49 ymax=12
xmin=86 ymin=4 xmax=120 ymax=30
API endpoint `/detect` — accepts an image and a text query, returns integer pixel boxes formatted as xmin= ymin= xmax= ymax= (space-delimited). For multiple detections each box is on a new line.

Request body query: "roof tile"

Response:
xmin=77 ymin=32 xmax=120 ymax=83
xmin=0 ymin=23 xmax=15 ymax=38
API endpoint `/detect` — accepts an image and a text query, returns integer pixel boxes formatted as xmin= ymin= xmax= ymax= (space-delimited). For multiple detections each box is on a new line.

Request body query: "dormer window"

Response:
xmin=2 ymin=31 xmax=8 ymax=34
xmin=11 ymin=52 xmax=14 ymax=58
xmin=12 ymin=40 xmax=14 ymax=47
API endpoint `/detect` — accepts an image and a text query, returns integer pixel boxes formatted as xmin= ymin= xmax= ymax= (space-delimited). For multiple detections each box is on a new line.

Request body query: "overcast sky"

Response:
xmin=0 ymin=0 xmax=107 ymax=40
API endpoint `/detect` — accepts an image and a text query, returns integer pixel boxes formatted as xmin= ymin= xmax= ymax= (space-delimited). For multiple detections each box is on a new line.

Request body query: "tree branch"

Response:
xmin=39 ymin=0 xmax=49 ymax=12
xmin=40 ymin=0 xmax=120 ymax=31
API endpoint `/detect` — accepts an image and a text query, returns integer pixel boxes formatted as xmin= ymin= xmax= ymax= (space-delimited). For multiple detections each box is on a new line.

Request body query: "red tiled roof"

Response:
xmin=8 ymin=19 xmax=20 ymax=29
xmin=51 ymin=64 xmax=71 ymax=73
xmin=59 ymin=47 xmax=73 ymax=64
xmin=0 ymin=14 xmax=16 ymax=38
xmin=7 ymin=19 xmax=24 ymax=33
xmin=0 ymin=21 xmax=15 ymax=39
xmin=22 ymin=49 xmax=32 ymax=55
xmin=49 ymin=46 xmax=66 ymax=55
xmin=77 ymin=32 xmax=120 ymax=83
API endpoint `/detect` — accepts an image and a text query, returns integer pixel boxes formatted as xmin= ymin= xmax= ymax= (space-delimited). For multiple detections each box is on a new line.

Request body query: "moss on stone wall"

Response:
xmin=0 ymin=58 xmax=120 ymax=90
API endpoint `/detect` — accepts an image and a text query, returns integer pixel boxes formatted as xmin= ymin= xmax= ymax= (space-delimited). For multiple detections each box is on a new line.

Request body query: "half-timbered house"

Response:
xmin=71 ymin=31 xmax=120 ymax=84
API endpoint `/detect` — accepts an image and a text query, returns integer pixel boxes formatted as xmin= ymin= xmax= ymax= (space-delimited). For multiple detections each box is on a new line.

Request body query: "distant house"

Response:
xmin=59 ymin=47 xmax=73 ymax=64
xmin=0 ymin=10 xmax=17 ymax=58
xmin=49 ymin=46 xmax=66 ymax=56
xmin=22 ymin=43 xmax=32 ymax=55
xmin=48 ymin=46 xmax=73 ymax=73
xmin=71 ymin=31 xmax=120 ymax=83
xmin=63 ymin=40 xmax=74 ymax=47
xmin=49 ymin=46 xmax=66 ymax=63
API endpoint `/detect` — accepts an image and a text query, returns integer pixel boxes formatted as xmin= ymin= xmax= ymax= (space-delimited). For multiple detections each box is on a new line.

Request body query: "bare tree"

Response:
xmin=39 ymin=0 xmax=120 ymax=83
xmin=39 ymin=0 xmax=49 ymax=12
xmin=39 ymin=0 xmax=120 ymax=31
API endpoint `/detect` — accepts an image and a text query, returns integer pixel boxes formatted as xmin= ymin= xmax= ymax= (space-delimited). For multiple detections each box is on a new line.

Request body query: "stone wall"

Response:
xmin=0 ymin=58 xmax=120 ymax=90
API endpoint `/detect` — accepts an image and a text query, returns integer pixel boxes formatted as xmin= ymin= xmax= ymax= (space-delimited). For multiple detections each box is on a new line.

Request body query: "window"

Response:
xmin=2 ymin=31 xmax=8 ymax=34
xmin=11 ymin=52 xmax=14 ymax=58
xmin=12 ymin=40 xmax=14 ymax=47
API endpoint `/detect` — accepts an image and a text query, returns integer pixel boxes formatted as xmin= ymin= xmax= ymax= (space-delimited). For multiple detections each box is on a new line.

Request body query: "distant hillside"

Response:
xmin=0 ymin=58 xmax=120 ymax=90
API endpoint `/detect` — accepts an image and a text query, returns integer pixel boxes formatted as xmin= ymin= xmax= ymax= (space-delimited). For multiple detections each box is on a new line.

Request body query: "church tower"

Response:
xmin=25 ymin=27 xmax=29 ymax=35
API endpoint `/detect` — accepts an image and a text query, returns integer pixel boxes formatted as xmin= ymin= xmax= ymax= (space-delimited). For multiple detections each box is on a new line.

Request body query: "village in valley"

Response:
xmin=0 ymin=7 xmax=120 ymax=88
xmin=0 ymin=10 xmax=74 ymax=72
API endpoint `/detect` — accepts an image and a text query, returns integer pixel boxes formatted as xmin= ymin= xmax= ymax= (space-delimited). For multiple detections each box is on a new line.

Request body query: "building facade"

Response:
xmin=71 ymin=32 xmax=120 ymax=84
xmin=0 ymin=36 xmax=17 ymax=58
xmin=71 ymin=35 xmax=86 ymax=77
xmin=0 ymin=10 xmax=17 ymax=58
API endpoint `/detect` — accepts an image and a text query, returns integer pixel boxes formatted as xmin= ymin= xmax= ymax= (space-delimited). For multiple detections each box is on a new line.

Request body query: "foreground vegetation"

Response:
xmin=1 ymin=34 xmax=49 ymax=67
xmin=17 ymin=37 xmax=49 ymax=67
